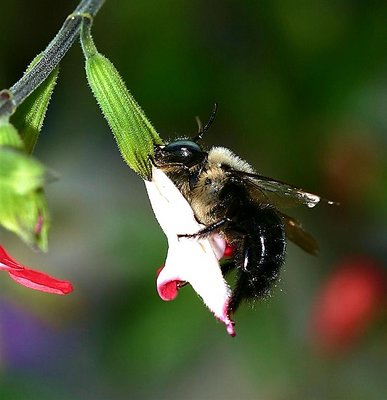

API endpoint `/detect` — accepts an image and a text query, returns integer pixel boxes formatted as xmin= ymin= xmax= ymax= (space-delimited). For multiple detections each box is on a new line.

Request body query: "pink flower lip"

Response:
xmin=158 ymin=279 xmax=179 ymax=301
xmin=222 ymin=244 xmax=234 ymax=259
xmin=156 ymin=265 xmax=186 ymax=301
xmin=0 ymin=245 xmax=73 ymax=295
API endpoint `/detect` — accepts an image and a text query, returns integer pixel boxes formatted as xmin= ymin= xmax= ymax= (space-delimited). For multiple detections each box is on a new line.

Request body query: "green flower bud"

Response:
xmin=0 ymin=185 xmax=49 ymax=251
xmin=80 ymin=19 xmax=162 ymax=180
xmin=0 ymin=118 xmax=24 ymax=149
xmin=11 ymin=54 xmax=59 ymax=154
xmin=0 ymin=148 xmax=46 ymax=194
xmin=0 ymin=119 xmax=49 ymax=251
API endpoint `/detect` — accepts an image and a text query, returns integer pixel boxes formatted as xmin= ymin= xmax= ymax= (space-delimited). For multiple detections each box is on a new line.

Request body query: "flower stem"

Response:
xmin=0 ymin=0 xmax=106 ymax=118
xmin=80 ymin=15 xmax=98 ymax=58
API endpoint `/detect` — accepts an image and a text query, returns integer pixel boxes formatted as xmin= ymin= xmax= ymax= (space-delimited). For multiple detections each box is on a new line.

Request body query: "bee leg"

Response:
xmin=220 ymin=259 xmax=236 ymax=275
xmin=228 ymin=272 xmax=249 ymax=313
xmin=177 ymin=218 xmax=231 ymax=239
xmin=149 ymin=154 xmax=191 ymax=171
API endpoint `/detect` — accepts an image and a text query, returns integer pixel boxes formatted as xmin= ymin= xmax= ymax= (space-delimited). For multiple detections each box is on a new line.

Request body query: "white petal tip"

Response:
xmin=217 ymin=304 xmax=236 ymax=337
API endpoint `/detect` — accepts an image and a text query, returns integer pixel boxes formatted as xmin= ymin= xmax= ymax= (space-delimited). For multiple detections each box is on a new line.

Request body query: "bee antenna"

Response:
xmin=195 ymin=116 xmax=203 ymax=133
xmin=193 ymin=102 xmax=218 ymax=143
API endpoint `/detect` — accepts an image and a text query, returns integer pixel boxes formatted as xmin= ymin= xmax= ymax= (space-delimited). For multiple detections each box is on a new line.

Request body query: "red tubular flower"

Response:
xmin=0 ymin=245 xmax=73 ymax=295
xmin=310 ymin=256 xmax=386 ymax=353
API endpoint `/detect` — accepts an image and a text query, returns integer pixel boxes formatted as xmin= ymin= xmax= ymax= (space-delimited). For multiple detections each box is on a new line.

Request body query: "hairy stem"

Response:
xmin=0 ymin=0 xmax=106 ymax=118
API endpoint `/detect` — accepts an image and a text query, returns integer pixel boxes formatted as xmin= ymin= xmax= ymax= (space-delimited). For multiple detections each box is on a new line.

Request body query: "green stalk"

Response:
xmin=0 ymin=0 xmax=106 ymax=118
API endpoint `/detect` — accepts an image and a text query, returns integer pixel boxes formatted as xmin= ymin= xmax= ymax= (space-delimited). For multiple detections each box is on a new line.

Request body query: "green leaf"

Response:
xmin=80 ymin=19 xmax=162 ymax=180
xmin=10 ymin=54 xmax=59 ymax=154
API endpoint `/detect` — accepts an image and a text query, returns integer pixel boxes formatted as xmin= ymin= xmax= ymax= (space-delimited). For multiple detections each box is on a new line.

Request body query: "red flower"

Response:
xmin=0 ymin=245 xmax=73 ymax=295
xmin=310 ymin=256 xmax=386 ymax=352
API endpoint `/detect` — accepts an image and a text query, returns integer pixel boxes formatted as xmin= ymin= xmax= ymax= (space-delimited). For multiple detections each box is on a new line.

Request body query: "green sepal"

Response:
xmin=0 ymin=119 xmax=49 ymax=251
xmin=0 ymin=119 xmax=24 ymax=149
xmin=0 ymin=184 xmax=49 ymax=251
xmin=81 ymin=20 xmax=162 ymax=180
xmin=0 ymin=148 xmax=46 ymax=194
xmin=11 ymin=54 xmax=59 ymax=154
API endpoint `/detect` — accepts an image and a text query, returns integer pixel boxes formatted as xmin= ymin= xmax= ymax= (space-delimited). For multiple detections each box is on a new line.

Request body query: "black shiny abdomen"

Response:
xmin=226 ymin=204 xmax=286 ymax=311
xmin=215 ymin=181 xmax=286 ymax=312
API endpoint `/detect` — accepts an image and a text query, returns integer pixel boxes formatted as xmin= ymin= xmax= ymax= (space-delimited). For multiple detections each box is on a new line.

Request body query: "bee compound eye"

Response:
xmin=164 ymin=140 xmax=201 ymax=154
xmin=159 ymin=140 xmax=207 ymax=168
xmin=155 ymin=139 xmax=208 ymax=168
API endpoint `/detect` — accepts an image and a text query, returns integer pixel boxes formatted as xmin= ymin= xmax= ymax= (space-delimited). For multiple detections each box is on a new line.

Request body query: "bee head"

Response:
xmin=155 ymin=140 xmax=207 ymax=168
xmin=153 ymin=103 xmax=218 ymax=170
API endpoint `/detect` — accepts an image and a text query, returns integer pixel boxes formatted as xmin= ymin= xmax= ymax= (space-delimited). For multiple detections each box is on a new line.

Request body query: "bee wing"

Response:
xmin=279 ymin=212 xmax=319 ymax=255
xmin=234 ymin=171 xmax=335 ymax=209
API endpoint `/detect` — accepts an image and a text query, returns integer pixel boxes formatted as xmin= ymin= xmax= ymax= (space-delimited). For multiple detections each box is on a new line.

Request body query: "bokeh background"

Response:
xmin=1 ymin=0 xmax=386 ymax=399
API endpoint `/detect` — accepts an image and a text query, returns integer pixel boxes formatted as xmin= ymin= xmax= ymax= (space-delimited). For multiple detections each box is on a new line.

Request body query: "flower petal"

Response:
xmin=145 ymin=167 xmax=235 ymax=336
xmin=0 ymin=245 xmax=73 ymax=295
xmin=158 ymin=236 xmax=235 ymax=335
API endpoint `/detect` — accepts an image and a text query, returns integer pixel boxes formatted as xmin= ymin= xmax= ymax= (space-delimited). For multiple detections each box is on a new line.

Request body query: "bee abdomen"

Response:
xmin=230 ymin=207 xmax=286 ymax=311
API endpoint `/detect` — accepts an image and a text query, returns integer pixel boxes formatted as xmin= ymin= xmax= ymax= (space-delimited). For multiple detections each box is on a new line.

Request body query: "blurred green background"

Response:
xmin=0 ymin=0 xmax=386 ymax=399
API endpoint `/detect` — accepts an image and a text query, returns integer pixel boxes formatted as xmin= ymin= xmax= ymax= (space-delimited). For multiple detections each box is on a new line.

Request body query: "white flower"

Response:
xmin=145 ymin=166 xmax=235 ymax=336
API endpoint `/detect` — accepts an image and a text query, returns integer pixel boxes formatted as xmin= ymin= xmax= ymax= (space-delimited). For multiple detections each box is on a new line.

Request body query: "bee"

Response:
xmin=153 ymin=104 xmax=333 ymax=313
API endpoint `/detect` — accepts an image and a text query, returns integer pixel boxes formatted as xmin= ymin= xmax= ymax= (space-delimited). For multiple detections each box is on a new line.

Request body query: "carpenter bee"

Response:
xmin=153 ymin=104 xmax=333 ymax=313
